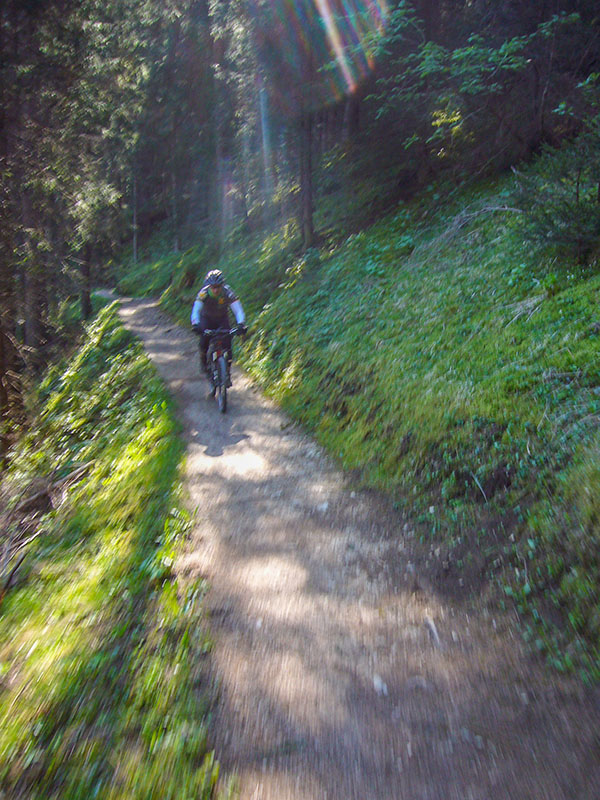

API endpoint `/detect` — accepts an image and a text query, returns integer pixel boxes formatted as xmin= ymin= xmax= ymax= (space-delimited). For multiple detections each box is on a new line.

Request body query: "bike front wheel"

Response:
xmin=216 ymin=354 xmax=228 ymax=413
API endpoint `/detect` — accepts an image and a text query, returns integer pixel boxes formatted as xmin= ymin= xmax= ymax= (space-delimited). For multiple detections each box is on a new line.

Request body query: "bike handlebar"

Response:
xmin=204 ymin=325 xmax=245 ymax=337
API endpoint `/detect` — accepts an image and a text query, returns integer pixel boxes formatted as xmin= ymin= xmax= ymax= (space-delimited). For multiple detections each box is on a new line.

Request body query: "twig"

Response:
xmin=424 ymin=615 xmax=443 ymax=649
xmin=470 ymin=471 xmax=488 ymax=503
xmin=0 ymin=552 xmax=28 ymax=604
xmin=543 ymin=369 xmax=582 ymax=382
xmin=525 ymin=303 xmax=543 ymax=322
xmin=60 ymin=461 xmax=94 ymax=486
xmin=5 ymin=528 xmax=47 ymax=561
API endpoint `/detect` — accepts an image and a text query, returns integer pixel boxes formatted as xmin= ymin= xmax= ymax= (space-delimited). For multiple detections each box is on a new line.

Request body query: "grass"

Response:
xmin=115 ymin=157 xmax=600 ymax=682
xmin=0 ymin=305 xmax=220 ymax=798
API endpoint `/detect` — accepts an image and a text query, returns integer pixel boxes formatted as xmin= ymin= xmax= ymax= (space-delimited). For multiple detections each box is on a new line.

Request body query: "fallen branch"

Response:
xmin=0 ymin=461 xmax=94 ymax=605
xmin=504 ymin=295 xmax=545 ymax=328
xmin=408 ymin=204 xmax=524 ymax=269
xmin=13 ymin=461 xmax=94 ymax=514
xmin=14 ymin=488 xmax=52 ymax=514
xmin=0 ymin=529 xmax=48 ymax=604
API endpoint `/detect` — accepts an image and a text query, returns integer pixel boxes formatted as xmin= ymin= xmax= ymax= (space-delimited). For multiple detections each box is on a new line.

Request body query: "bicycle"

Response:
xmin=203 ymin=325 xmax=244 ymax=413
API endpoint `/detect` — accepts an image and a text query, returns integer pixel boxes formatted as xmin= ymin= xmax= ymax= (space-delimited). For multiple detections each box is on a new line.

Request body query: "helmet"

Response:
xmin=205 ymin=269 xmax=224 ymax=286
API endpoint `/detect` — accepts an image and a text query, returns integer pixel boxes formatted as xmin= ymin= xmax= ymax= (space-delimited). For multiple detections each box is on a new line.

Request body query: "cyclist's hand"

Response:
xmin=239 ymin=323 xmax=248 ymax=339
xmin=191 ymin=324 xmax=202 ymax=335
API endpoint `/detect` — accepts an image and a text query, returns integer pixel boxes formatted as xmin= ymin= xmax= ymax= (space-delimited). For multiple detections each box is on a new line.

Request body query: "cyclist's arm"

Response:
xmin=230 ymin=299 xmax=245 ymax=325
xmin=191 ymin=298 xmax=203 ymax=326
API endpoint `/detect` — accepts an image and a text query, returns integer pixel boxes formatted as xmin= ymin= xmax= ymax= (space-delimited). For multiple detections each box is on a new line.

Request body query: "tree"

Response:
xmin=513 ymin=76 xmax=600 ymax=263
xmin=235 ymin=0 xmax=390 ymax=249
xmin=371 ymin=4 xmax=596 ymax=193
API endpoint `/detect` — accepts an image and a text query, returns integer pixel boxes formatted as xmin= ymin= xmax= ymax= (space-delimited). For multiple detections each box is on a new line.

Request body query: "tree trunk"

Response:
xmin=81 ymin=245 xmax=92 ymax=321
xmin=0 ymin=321 xmax=9 ymax=419
xmin=343 ymin=93 xmax=360 ymax=141
xmin=299 ymin=112 xmax=315 ymax=250
xmin=259 ymin=84 xmax=274 ymax=206
xmin=21 ymin=196 xmax=42 ymax=350
xmin=416 ymin=0 xmax=441 ymax=40
xmin=171 ymin=161 xmax=180 ymax=252
xmin=132 ymin=166 xmax=138 ymax=264
xmin=0 ymin=321 xmax=10 ymax=465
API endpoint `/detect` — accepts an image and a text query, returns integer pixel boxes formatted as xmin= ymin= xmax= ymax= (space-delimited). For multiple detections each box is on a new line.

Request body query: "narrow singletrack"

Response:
xmin=116 ymin=296 xmax=600 ymax=800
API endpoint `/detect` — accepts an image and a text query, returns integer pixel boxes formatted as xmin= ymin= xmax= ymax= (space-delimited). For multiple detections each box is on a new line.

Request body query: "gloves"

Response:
xmin=239 ymin=323 xmax=248 ymax=339
xmin=191 ymin=324 xmax=202 ymax=335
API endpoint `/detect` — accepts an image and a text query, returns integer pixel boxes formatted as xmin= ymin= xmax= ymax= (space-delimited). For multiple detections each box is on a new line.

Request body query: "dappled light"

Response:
xmin=0 ymin=309 xmax=217 ymax=799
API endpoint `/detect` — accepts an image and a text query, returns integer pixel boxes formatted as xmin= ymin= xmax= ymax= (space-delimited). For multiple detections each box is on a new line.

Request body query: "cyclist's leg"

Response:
xmin=199 ymin=331 xmax=210 ymax=375
xmin=225 ymin=333 xmax=233 ymax=386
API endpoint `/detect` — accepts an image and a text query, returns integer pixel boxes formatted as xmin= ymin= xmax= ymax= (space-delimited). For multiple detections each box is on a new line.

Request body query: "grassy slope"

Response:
xmin=117 ymin=165 xmax=600 ymax=681
xmin=0 ymin=306 xmax=220 ymax=799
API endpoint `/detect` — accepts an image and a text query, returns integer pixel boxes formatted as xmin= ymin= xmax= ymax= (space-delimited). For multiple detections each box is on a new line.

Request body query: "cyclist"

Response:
xmin=190 ymin=269 xmax=247 ymax=381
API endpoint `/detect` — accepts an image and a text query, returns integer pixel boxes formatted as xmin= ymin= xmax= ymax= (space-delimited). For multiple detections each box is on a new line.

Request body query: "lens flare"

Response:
xmin=313 ymin=0 xmax=357 ymax=93
xmin=253 ymin=0 xmax=390 ymax=111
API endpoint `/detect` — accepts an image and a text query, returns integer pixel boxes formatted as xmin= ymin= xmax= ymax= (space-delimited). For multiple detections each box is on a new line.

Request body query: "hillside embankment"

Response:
xmin=115 ymin=295 xmax=600 ymax=800
xmin=119 ymin=172 xmax=600 ymax=679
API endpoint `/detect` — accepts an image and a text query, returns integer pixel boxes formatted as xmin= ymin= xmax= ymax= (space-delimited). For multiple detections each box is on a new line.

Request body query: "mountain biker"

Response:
xmin=190 ymin=269 xmax=247 ymax=380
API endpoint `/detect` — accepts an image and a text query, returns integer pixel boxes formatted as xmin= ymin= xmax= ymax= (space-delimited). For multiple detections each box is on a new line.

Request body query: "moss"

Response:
xmin=0 ymin=307 xmax=218 ymax=798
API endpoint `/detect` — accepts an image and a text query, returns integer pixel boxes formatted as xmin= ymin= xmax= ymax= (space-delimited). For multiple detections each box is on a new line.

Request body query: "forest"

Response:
xmin=2 ymin=0 xmax=599 ymax=423
xmin=2 ymin=0 xmax=600 ymax=797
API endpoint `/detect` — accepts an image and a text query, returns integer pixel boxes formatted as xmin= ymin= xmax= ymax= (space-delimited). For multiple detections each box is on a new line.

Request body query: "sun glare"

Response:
xmin=257 ymin=0 xmax=390 ymax=105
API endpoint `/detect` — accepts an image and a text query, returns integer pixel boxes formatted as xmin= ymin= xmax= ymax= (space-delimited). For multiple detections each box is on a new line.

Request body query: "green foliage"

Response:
xmin=0 ymin=306 xmax=218 ymax=798
xmin=513 ymin=79 xmax=600 ymax=264
xmin=118 ymin=144 xmax=600 ymax=681
xmin=506 ymin=435 xmax=600 ymax=681
xmin=514 ymin=144 xmax=600 ymax=263
xmin=192 ymin=161 xmax=600 ymax=678
xmin=372 ymin=8 xmax=585 ymax=177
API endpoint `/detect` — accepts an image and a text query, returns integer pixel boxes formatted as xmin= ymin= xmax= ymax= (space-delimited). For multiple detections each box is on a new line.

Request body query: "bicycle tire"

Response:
xmin=205 ymin=355 xmax=217 ymax=397
xmin=216 ymin=355 xmax=228 ymax=413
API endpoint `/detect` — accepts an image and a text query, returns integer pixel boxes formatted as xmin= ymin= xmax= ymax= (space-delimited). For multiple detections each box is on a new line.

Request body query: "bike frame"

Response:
xmin=204 ymin=326 xmax=243 ymax=413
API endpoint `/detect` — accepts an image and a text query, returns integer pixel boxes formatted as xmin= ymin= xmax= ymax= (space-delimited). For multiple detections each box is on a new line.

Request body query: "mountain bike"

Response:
xmin=204 ymin=325 xmax=244 ymax=413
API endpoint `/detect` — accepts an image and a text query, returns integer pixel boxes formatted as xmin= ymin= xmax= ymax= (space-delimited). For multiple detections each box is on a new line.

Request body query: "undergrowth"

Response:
xmin=0 ymin=305 xmax=220 ymax=798
xmin=117 ymin=162 xmax=600 ymax=682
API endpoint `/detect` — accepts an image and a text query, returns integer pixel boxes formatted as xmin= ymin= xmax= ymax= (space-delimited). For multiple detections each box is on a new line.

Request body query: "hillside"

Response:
xmin=0 ymin=307 xmax=218 ymax=798
xmin=118 ymin=165 xmax=600 ymax=681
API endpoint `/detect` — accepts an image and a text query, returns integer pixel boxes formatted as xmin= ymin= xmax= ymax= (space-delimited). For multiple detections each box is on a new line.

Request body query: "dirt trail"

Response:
xmin=116 ymin=296 xmax=599 ymax=800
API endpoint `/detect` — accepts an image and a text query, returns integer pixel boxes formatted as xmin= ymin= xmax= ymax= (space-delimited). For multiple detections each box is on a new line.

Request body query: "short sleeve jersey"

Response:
xmin=196 ymin=283 xmax=239 ymax=326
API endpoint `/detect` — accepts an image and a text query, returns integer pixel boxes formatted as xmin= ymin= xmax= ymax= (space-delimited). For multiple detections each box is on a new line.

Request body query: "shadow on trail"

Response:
xmin=185 ymin=458 xmax=600 ymax=800
xmin=188 ymin=406 xmax=250 ymax=457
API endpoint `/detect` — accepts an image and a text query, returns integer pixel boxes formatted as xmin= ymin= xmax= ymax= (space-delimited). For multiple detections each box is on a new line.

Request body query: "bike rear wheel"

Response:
xmin=216 ymin=355 xmax=228 ymax=413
